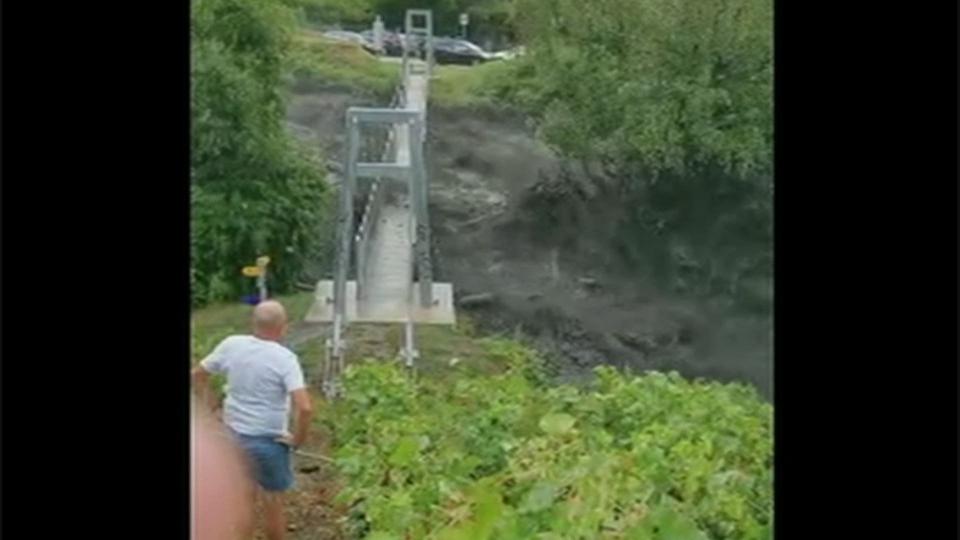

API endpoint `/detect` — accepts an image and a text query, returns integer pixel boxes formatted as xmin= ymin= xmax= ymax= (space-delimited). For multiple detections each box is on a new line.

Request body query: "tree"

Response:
xmin=301 ymin=0 xmax=374 ymax=27
xmin=512 ymin=0 xmax=772 ymax=182
xmin=191 ymin=0 xmax=328 ymax=306
xmin=497 ymin=0 xmax=772 ymax=302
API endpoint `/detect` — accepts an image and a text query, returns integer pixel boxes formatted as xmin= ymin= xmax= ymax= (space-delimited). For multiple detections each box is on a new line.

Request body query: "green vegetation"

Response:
xmin=476 ymin=0 xmax=773 ymax=308
xmin=508 ymin=0 xmax=772 ymax=180
xmin=191 ymin=2 xmax=774 ymax=536
xmin=191 ymin=0 xmax=330 ymax=307
xmin=301 ymin=0 xmax=375 ymax=27
xmin=191 ymin=300 xmax=771 ymax=540
xmin=191 ymin=292 xmax=502 ymax=382
xmin=377 ymin=0 xmax=514 ymax=42
xmin=190 ymin=293 xmax=507 ymax=403
xmin=286 ymin=34 xmax=509 ymax=108
xmin=303 ymin=0 xmax=515 ymax=45
xmin=325 ymin=348 xmax=772 ymax=539
xmin=430 ymin=61 xmax=518 ymax=109
xmin=190 ymin=291 xmax=316 ymax=400
xmin=190 ymin=291 xmax=316 ymax=362
xmin=288 ymin=31 xmax=399 ymax=95
xmin=193 ymin=291 xmax=773 ymax=540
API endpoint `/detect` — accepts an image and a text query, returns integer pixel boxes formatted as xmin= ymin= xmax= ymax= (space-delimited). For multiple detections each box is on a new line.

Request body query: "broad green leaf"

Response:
xmin=434 ymin=484 xmax=504 ymax=540
xmin=366 ymin=532 xmax=400 ymax=540
xmin=519 ymin=481 xmax=558 ymax=514
xmin=472 ymin=484 xmax=505 ymax=539
xmin=388 ymin=436 xmax=419 ymax=467
xmin=539 ymin=413 xmax=576 ymax=435
xmin=632 ymin=505 xmax=709 ymax=540
xmin=310 ymin=350 xmax=772 ymax=540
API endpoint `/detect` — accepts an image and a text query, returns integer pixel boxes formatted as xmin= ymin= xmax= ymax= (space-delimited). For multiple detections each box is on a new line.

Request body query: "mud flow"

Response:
xmin=287 ymin=86 xmax=773 ymax=399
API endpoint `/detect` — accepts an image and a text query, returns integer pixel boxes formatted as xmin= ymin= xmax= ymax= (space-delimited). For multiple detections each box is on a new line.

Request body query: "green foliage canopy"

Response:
xmin=191 ymin=0 xmax=329 ymax=306
xmin=510 ymin=0 xmax=772 ymax=182
xmin=325 ymin=342 xmax=773 ymax=539
xmin=478 ymin=0 xmax=773 ymax=302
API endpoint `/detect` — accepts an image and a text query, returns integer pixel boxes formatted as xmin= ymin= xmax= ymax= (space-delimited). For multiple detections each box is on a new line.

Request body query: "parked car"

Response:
xmin=322 ymin=30 xmax=379 ymax=55
xmin=492 ymin=45 xmax=526 ymax=61
xmin=388 ymin=32 xmax=416 ymax=57
xmin=358 ymin=30 xmax=382 ymax=52
xmin=360 ymin=30 xmax=416 ymax=57
xmin=432 ymin=38 xmax=497 ymax=65
xmin=393 ymin=32 xmax=426 ymax=57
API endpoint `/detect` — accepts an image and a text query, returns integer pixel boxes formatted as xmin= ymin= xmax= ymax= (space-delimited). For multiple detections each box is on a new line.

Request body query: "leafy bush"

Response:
xmin=361 ymin=0 xmax=514 ymax=40
xmin=288 ymin=32 xmax=398 ymax=96
xmin=430 ymin=59 xmax=535 ymax=110
xmin=301 ymin=0 xmax=375 ymax=27
xmin=323 ymin=340 xmax=773 ymax=539
xmin=510 ymin=0 xmax=772 ymax=181
xmin=191 ymin=0 xmax=329 ymax=306
xmin=482 ymin=0 xmax=773 ymax=307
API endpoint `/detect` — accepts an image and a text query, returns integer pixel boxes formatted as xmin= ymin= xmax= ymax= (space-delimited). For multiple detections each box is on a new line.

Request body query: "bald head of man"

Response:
xmin=252 ymin=300 xmax=288 ymax=341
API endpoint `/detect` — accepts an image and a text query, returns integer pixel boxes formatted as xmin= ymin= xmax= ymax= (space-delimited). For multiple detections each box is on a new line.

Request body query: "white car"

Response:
xmin=493 ymin=46 xmax=526 ymax=61
xmin=322 ymin=30 xmax=379 ymax=55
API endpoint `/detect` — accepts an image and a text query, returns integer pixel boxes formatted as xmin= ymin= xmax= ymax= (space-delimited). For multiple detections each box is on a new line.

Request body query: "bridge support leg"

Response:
xmin=335 ymin=116 xmax=360 ymax=323
xmin=409 ymin=116 xmax=433 ymax=308
xmin=326 ymin=113 xmax=359 ymax=400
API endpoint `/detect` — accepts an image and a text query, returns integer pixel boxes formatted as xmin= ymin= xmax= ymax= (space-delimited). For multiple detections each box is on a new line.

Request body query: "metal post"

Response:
xmin=356 ymin=230 xmax=366 ymax=301
xmin=323 ymin=336 xmax=334 ymax=396
xmin=405 ymin=9 xmax=434 ymax=79
xmin=257 ymin=272 xmax=267 ymax=301
xmin=402 ymin=318 xmax=418 ymax=369
xmin=372 ymin=15 xmax=385 ymax=55
xmin=326 ymin=315 xmax=343 ymax=399
xmin=336 ymin=116 xmax=359 ymax=321
xmin=426 ymin=17 xmax=434 ymax=79
xmin=408 ymin=116 xmax=433 ymax=307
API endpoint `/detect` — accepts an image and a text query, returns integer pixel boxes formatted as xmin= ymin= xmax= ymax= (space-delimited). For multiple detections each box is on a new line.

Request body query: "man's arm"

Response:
xmin=191 ymin=365 xmax=220 ymax=413
xmin=279 ymin=355 xmax=312 ymax=448
xmin=192 ymin=338 xmax=231 ymax=414
xmin=289 ymin=388 xmax=313 ymax=448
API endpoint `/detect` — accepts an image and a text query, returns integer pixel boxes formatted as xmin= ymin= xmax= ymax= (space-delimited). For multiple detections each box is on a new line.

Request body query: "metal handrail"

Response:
xmin=326 ymin=10 xmax=434 ymax=397
xmin=354 ymin=82 xmax=404 ymax=300
xmin=401 ymin=215 xmax=418 ymax=372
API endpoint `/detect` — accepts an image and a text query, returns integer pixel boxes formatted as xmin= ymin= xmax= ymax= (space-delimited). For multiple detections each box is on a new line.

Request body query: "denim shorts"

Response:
xmin=231 ymin=431 xmax=294 ymax=492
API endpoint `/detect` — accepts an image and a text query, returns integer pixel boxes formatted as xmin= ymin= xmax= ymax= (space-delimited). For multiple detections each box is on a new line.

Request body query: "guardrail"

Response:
xmin=328 ymin=10 xmax=434 ymax=398
xmin=354 ymin=83 xmax=406 ymax=300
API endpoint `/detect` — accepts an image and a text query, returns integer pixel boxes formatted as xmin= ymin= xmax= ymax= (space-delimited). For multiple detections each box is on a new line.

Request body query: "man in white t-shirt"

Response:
xmin=191 ymin=300 xmax=313 ymax=540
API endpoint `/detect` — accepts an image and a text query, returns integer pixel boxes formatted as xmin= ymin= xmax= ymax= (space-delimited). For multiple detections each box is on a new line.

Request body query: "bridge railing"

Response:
xmin=325 ymin=9 xmax=437 ymax=398
xmin=354 ymin=84 xmax=404 ymax=301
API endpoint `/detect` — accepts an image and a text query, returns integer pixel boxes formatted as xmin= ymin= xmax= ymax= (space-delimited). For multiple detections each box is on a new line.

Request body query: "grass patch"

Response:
xmin=330 ymin=315 xmax=511 ymax=384
xmin=190 ymin=291 xmax=316 ymax=363
xmin=413 ymin=324 xmax=507 ymax=379
xmin=429 ymin=61 xmax=512 ymax=109
xmin=288 ymin=31 xmax=398 ymax=96
xmin=324 ymin=359 xmax=772 ymax=539
xmin=191 ymin=292 xmax=519 ymax=407
xmin=287 ymin=29 xmax=525 ymax=111
xmin=190 ymin=291 xmax=508 ymax=377
xmin=190 ymin=291 xmax=316 ymax=402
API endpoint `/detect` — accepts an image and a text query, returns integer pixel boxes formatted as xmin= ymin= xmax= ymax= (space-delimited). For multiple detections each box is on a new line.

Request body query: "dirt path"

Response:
xmin=243 ymin=423 xmax=344 ymax=540
xmin=269 ymin=321 xmax=406 ymax=539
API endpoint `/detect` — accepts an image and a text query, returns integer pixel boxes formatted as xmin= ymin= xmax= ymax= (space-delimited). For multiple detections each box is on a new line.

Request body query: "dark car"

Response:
xmin=392 ymin=32 xmax=427 ymax=57
xmin=432 ymin=38 xmax=496 ymax=66
xmin=357 ymin=30 xmax=420 ymax=57
xmin=386 ymin=32 xmax=410 ymax=57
